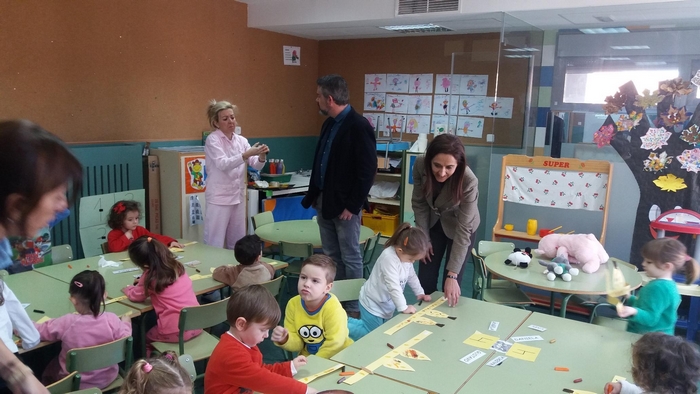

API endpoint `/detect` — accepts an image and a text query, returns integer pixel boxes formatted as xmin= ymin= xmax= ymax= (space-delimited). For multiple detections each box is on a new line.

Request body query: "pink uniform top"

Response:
xmin=35 ymin=312 xmax=132 ymax=389
xmin=123 ymin=271 xmax=199 ymax=335
xmin=204 ymin=129 xmax=265 ymax=206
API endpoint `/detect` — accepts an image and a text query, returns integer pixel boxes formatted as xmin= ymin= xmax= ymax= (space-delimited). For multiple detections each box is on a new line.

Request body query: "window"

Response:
xmin=563 ymin=68 xmax=679 ymax=104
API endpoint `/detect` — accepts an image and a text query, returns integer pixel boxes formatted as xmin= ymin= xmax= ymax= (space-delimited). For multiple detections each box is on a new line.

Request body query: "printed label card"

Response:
xmin=460 ymin=350 xmax=486 ymax=365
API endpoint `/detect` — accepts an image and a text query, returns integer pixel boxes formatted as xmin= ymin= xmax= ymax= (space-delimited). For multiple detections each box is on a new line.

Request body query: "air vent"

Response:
xmin=397 ymin=0 xmax=459 ymax=15
xmin=379 ymin=23 xmax=453 ymax=33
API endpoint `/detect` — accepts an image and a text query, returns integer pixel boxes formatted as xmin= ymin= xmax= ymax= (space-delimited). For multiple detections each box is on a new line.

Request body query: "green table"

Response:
xmin=330 ymin=293 xmax=531 ymax=394
xmin=458 ymin=311 xmax=639 ymax=393
xmin=295 ymin=355 xmax=428 ymax=393
xmin=484 ymin=250 xmax=643 ymax=317
xmin=255 ymin=220 xmax=376 ymax=248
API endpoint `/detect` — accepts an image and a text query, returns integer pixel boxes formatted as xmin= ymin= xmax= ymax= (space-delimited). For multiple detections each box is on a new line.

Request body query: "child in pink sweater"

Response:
xmin=122 ymin=237 xmax=201 ymax=352
xmin=35 ymin=270 xmax=132 ymax=389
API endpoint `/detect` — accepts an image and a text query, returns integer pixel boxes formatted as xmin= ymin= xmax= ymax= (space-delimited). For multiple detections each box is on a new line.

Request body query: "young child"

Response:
xmin=107 ymin=200 xmax=183 ymax=253
xmin=212 ymin=234 xmax=275 ymax=290
xmin=271 ymin=255 xmax=353 ymax=358
xmin=35 ymin=270 xmax=131 ymax=389
xmin=0 ymin=281 xmax=40 ymax=354
xmin=617 ymin=238 xmax=700 ymax=334
xmin=205 ymin=285 xmax=316 ymax=394
xmin=348 ymin=223 xmax=431 ymax=341
xmin=604 ymin=332 xmax=700 ymax=394
xmin=119 ymin=350 xmax=192 ymax=394
xmin=122 ymin=237 xmax=201 ymax=351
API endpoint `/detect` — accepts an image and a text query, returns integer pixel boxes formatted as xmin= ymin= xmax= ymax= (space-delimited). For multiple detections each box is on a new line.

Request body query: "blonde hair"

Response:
xmin=206 ymin=100 xmax=237 ymax=129
xmin=642 ymin=238 xmax=700 ymax=284
xmin=119 ymin=351 xmax=192 ymax=394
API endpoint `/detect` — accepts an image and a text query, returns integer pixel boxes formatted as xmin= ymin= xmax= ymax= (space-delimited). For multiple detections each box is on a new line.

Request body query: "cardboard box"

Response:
xmin=146 ymin=155 xmax=162 ymax=234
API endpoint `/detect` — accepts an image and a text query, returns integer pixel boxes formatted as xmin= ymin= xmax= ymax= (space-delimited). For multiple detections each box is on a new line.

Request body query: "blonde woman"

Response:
xmin=204 ymin=101 xmax=269 ymax=249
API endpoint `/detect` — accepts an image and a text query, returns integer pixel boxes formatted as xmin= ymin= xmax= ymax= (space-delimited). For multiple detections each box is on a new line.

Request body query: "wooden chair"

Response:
xmin=361 ymin=232 xmax=381 ymax=279
xmin=66 ymin=336 xmax=133 ymax=393
xmin=46 ymin=371 xmax=80 ymax=394
xmin=151 ymin=298 xmax=228 ymax=380
xmin=178 ymin=354 xmax=197 ymax=383
xmin=101 ymin=242 xmax=109 ymax=254
xmin=471 ymin=249 xmax=532 ymax=308
xmin=279 ymin=241 xmax=313 ymax=294
xmin=260 ymin=275 xmax=286 ymax=304
xmin=51 ymin=244 xmax=74 ymax=264
xmin=331 ymin=278 xmax=366 ymax=303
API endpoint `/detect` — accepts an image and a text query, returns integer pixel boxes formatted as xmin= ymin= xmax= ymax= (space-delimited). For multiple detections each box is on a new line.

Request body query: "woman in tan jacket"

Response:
xmin=411 ymin=134 xmax=480 ymax=307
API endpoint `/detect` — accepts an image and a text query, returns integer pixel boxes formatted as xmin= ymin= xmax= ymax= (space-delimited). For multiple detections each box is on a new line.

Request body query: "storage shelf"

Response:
xmin=368 ymin=197 xmax=400 ymax=207
xmin=493 ymin=228 xmax=541 ymax=242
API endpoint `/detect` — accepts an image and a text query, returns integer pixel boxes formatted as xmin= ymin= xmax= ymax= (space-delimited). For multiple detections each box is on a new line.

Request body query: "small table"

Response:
xmin=458 ymin=312 xmax=640 ymax=393
xmin=295 ymin=355 xmax=428 ymax=393
xmin=255 ymin=220 xmax=376 ymax=248
xmin=483 ymin=250 xmax=643 ymax=317
xmin=330 ymin=293 xmax=531 ymax=394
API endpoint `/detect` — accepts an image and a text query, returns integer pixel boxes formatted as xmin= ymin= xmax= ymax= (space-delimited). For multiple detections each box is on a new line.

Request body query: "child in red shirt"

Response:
xmin=107 ymin=200 xmax=183 ymax=252
xmin=204 ymin=285 xmax=317 ymax=394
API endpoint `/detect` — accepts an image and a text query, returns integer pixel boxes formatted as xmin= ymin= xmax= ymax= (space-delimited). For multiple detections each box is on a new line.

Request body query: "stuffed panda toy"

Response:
xmin=504 ymin=247 xmax=532 ymax=268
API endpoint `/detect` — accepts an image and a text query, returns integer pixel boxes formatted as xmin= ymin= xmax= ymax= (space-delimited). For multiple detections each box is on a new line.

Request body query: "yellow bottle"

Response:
xmin=526 ymin=219 xmax=538 ymax=236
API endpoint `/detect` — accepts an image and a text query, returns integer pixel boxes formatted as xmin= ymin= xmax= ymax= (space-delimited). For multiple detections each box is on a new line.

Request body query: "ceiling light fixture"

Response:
xmin=579 ymin=27 xmax=629 ymax=34
xmin=503 ymin=47 xmax=540 ymax=52
xmin=378 ymin=23 xmax=452 ymax=33
xmin=610 ymin=45 xmax=650 ymax=50
xmin=600 ymin=57 xmax=631 ymax=61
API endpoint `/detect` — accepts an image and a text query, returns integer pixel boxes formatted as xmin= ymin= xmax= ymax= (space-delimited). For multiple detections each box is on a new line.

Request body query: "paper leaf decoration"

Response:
xmin=681 ymin=124 xmax=700 ymax=146
xmin=615 ymin=111 xmax=643 ymax=131
xmin=640 ymin=127 xmax=671 ymax=150
xmin=594 ymin=124 xmax=615 ymax=148
xmin=602 ymin=91 xmax=626 ymax=115
xmin=658 ymin=77 xmax=693 ymax=97
xmin=692 ymin=70 xmax=700 ymax=87
xmin=383 ymin=358 xmax=415 ymax=371
xmin=634 ymin=89 xmax=663 ymax=109
xmin=401 ymin=348 xmax=430 ymax=361
xmin=677 ymin=148 xmax=700 ymax=173
xmin=653 ymin=173 xmax=687 ymax=192
xmin=643 ymin=151 xmax=673 ymax=173
xmin=660 ymin=106 xmax=689 ymax=127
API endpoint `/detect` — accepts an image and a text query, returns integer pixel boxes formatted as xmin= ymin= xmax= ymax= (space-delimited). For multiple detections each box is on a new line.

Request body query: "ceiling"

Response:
xmin=237 ymin=0 xmax=700 ymax=40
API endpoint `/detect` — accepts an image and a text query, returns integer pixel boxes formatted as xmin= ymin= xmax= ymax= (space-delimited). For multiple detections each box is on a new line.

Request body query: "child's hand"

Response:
xmin=604 ymin=382 xmax=621 ymax=394
xmin=170 ymin=241 xmax=184 ymax=248
xmin=617 ymin=306 xmax=638 ymax=318
xmin=124 ymin=229 xmax=133 ymax=240
xmin=292 ymin=355 xmax=307 ymax=369
xmin=120 ymin=313 xmax=132 ymax=324
xmin=403 ymin=305 xmax=417 ymax=314
xmin=271 ymin=326 xmax=288 ymax=343
xmin=306 ymin=387 xmax=318 ymax=394
xmin=417 ymin=294 xmax=432 ymax=302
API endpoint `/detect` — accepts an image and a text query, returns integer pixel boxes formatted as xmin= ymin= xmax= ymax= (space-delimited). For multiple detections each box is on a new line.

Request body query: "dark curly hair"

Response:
xmin=631 ymin=332 xmax=700 ymax=394
xmin=108 ymin=200 xmax=141 ymax=230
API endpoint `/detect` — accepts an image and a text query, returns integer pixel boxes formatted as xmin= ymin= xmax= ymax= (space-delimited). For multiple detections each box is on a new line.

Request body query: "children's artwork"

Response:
xmin=185 ymin=156 xmax=206 ymax=194
xmin=432 ymin=94 xmax=459 ymax=115
xmin=676 ymin=148 xmax=700 ymax=173
xmin=643 ymin=151 xmax=673 ymax=173
xmin=365 ymin=74 xmax=387 ymax=93
xmin=386 ymin=73 xmax=410 ymax=93
xmin=364 ymin=93 xmax=386 ymax=112
xmin=458 ymin=95 xmax=486 ymax=116
xmin=456 ymin=116 xmax=484 ymax=138
xmin=463 ymin=331 xmax=499 ymax=350
xmin=681 ymin=124 xmax=700 ymax=146
xmin=640 ymin=127 xmax=671 ymax=150
xmin=383 ymin=358 xmax=414 ymax=371
xmin=485 ymin=97 xmax=514 ymax=118
xmin=430 ymin=115 xmax=457 ymax=134
xmin=404 ymin=115 xmax=431 ymax=134
xmin=653 ymin=173 xmax=687 ymax=192
xmin=386 ymin=94 xmax=409 ymax=114
xmin=283 ymin=45 xmax=300 ymax=66
xmin=384 ymin=114 xmax=406 ymax=135
xmin=435 ymin=74 xmax=460 ymax=94
xmin=410 ymin=95 xmax=432 ymax=115
xmin=401 ymin=348 xmax=430 ymax=360
xmin=459 ymin=74 xmax=488 ymax=96
xmin=505 ymin=343 xmax=541 ymax=362
xmin=363 ymin=113 xmax=383 ymax=133
xmin=410 ymin=74 xmax=434 ymax=94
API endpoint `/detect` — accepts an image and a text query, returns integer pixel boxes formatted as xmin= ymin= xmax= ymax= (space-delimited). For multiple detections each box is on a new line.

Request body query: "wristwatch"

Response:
xmin=446 ymin=274 xmax=458 ymax=280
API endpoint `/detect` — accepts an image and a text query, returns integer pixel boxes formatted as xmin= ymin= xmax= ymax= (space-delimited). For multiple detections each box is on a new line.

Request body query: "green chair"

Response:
xmin=46 ymin=371 xmax=81 ymax=394
xmin=66 ymin=336 xmax=133 ymax=393
xmin=67 ymin=389 xmax=101 ymax=394
xmin=475 ymin=241 xmax=517 ymax=297
xmin=151 ymin=297 xmax=228 ymax=379
xmin=51 ymin=244 xmax=74 ymax=264
xmin=178 ymin=354 xmax=197 ymax=383
xmin=0 ymin=270 xmax=8 ymax=278
xmin=361 ymin=232 xmax=381 ymax=279
xmin=331 ymin=278 xmax=366 ymax=302
xmin=471 ymin=249 xmax=532 ymax=308
xmin=279 ymin=241 xmax=314 ymax=294
xmin=252 ymin=211 xmax=278 ymax=258
xmin=589 ymin=303 xmax=628 ymax=331
xmin=260 ymin=275 xmax=286 ymax=304
xmin=101 ymin=242 xmax=109 ymax=254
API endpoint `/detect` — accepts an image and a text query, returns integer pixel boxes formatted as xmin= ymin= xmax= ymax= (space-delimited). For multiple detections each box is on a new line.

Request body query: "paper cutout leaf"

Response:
xmin=653 ymin=173 xmax=687 ymax=192
xmin=401 ymin=348 xmax=430 ymax=361
xmin=660 ymin=106 xmax=689 ymax=127
xmin=659 ymin=77 xmax=693 ymax=97
xmin=594 ymin=124 xmax=616 ymax=148
xmin=634 ymin=89 xmax=663 ymax=108
xmin=640 ymin=127 xmax=671 ymax=150
xmin=681 ymin=124 xmax=700 ymax=146
xmin=643 ymin=151 xmax=673 ymax=173
xmin=677 ymin=148 xmax=700 ymax=173
xmin=383 ymin=358 xmax=415 ymax=371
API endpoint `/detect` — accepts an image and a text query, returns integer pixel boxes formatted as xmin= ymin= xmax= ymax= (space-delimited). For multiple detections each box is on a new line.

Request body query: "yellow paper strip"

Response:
xmin=505 ymin=343 xmax=541 ymax=362
xmin=463 ymin=331 xmax=499 ymax=350
xmin=105 ymin=295 xmax=128 ymax=305
xmin=182 ymin=241 xmax=198 ymax=246
xmin=169 ymin=247 xmax=185 ymax=253
xmin=384 ymin=297 xmax=446 ymax=335
xmin=297 ymin=363 xmax=344 ymax=384
xmin=189 ymin=273 xmax=213 ymax=281
xmin=35 ymin=316 xmax=51 ymax=324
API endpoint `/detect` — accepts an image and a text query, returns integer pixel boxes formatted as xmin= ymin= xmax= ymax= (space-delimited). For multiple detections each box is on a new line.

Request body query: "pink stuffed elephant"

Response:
xmin=534 ymin=233 xmax=609 ymax=273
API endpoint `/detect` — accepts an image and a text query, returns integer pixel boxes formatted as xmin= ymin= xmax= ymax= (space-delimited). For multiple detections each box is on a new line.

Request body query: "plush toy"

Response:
xmin=505 ymin=247 xmax=532 ymax=268
xmin=535 ymin=233 xmax=609 ymax=273
xmin=539 ymin=256 xmax=580 ymax=282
